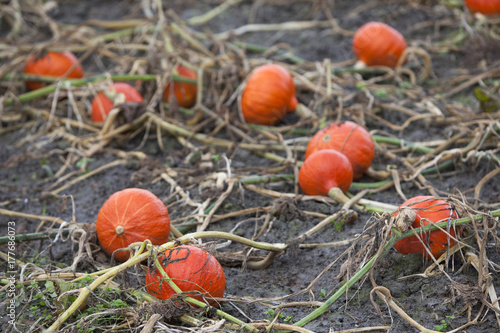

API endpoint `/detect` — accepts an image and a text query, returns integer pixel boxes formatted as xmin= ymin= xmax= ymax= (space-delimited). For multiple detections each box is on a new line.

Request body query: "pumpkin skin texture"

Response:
xmin=96 ymin=188 xmax=171 ymax=262
xmin=465 ymin=0 xmax=500 ymax=16
xmin=24 ymin=51 xmax=84 ymax=91
xmin=146 ymin=245 xmax=226 ymax=306
xmin=353 ymin=22 xmax=407 ymax=68
xmin=305 ymin=121 xmax=374 ymax=180
xmin=90 ymin=83 xmax=144 ymax=123
xmin=241 ymin=64 xmax=298 ymax=126
xmin=393 ymin=196 xmax=460 ymax=259
xmin=163 ymin=65 xmax=197 ymax=108
xmin=299 ymin=149 xmax=353 ymax=196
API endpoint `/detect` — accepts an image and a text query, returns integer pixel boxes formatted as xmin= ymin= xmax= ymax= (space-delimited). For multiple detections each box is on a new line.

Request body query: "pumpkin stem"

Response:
xmin=394 ymin=208 xmax=417 ymax=232
xmin=103 ymin=89 xmax=126 ymax=105
xmin=327 ymin=187 xmax=350 ymax=204
xmin=115 ymin=225 xmax=125 ymax=235
xmin=294 ymin=103 xmax=317 ymax=120
xmin=353 ymin=60 xmax=366 ymax=69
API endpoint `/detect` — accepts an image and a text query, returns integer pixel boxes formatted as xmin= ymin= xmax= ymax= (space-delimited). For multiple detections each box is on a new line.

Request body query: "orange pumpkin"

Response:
xmin=305 ymin=121 xmax=374 ymax=180
xmin=163 ymin=65 xmax=197 ymax=108
xmin=96 ymin=188 xmax=171 ymax=262
xmin=241 ymin=64 xmax=298 ymax=125
xmin=299 ymin=149 xmax=353 ymax=196
xmin=146 ymin=245 xmax=226 ymax=306
xmin=24 ymin=51 xmax=84 ymax=91
xmin=465 ymin=0 xmax=500 ymax=16
xmin=90 ymin=82 xmax=144 ymax=123
xmin=353 ymin=22 xmax=407 ymax=67
xmin=393 ymin=196 xmax=460 ymax=259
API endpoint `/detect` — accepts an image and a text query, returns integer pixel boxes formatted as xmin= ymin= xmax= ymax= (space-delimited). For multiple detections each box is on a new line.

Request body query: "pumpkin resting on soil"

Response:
xmin=240 ymin=64 xmax=298 ymax=125
xmin=352 ymin=21 xmax=407 ymax=68
xmin=305 ymin=121 xmax=374 ymax=180
xmin=299 ymin=149 xmax=353 ymax=196
xmin=465 ymin=0 xmax=500 ymax=16
xmin=163 ymin=65 xmax=198 ymax=108
xmin=393 ymin=196 xmax=460 ymax=259
xmin=146 ymin=245 xmax=226 ymax=306
xmin=96 ymin=188 xmax=171 ymax=262
xmin=90 ymin=82 xmax=144 ymax=123
xmin=24 ymin=51 xmax=84 ymax=91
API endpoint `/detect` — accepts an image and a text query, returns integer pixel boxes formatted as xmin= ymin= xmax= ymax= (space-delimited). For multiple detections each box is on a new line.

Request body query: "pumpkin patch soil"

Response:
xmin=1 ymin=1 xmax=500 ymax=332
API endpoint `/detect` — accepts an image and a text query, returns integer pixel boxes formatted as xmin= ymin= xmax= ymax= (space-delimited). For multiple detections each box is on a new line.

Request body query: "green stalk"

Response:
xmin=0 ymin=230 xmax=69 ymax=245
xmin=372 ymin=135 xmax=434 ymax=154
xmin=3 ymin=73 xmax=197 ymax=106
xmin=5 ymin=73 xmax=197 ymax=85
xmin=163 ymin=103 xmax=196 ymax=116
xmin=239 ymin=173 xmax=393 ymax=192
xmin=241 ymin=171 xmax=396 ymax=213
xmin=293 ymin=209 xmax=500 ymax=328
xmin=420 ymin=159 xmax=455 ymax=175
xmin=204 ymin=172 xmax=393 ymax=191
xmin=350 ymin=179 xmax=393 ymax=190
xmin=177 ymin=231 xmax=287 ymax=251
xmin=175 ymin=203 xmax=216 ymax=234
xmin=293 ymin=234 xmax=399 ymax=328
xmin=5 ymin=79 xmax=88 ymax=105
xmin=362 ymin=204 xmax=392 ymax=214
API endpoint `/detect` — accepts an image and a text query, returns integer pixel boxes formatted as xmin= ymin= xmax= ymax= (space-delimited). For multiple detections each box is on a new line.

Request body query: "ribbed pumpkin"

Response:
xmin=163 ymin=65 xmax=198 ymax=108
xmin=146 ymin=245 xmax=226 ymax=306
xmin=90 ymin=82 xmax=144 ymax=123
xmin=393 ymin=196 xmax=460 ymax=259
xmin=465 ymin=0 xmax=500 ymax=16
xmin=299 ymin=149 xmax=353 ymax=196
xmin=240 ymin=64 xmax=298 ymax=125
xmin=24 ymin=51 xmax=84 ymax=91
xmin=96 ymin=188 xmax=171 ymax=262
xmin=305 ymin=121 xmax=374 ymax=180
xmin=353 ymin=22 xmax=407 ymax=67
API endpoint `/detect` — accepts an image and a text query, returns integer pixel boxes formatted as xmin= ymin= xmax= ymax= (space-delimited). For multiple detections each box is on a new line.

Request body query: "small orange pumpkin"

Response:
xmin=146 ymin=245 xmax=226 ymax=306
xmin=353 ymin=22 xmax=407 ymax=68
xmin=241 ymin=64 xmax=298 ymax=126
xmin=163 ymin=65 xmax=197 ymax=108
xmin=96 ymin=188 xmax=171 ymax=262
xmin=393 ymin=196 xmax=460 ymax=259
xmin=90 ymin=82 xmax=144 ymax=123
xmin=305 ymin=121 xmax=374 ymax=180
xmin=299 ymin=149 xmax=353 ymax=196
xmin=24 ymin=51 xmax=84 ymax=91
xmin=465 ymin=0 xmax=500 ymax=16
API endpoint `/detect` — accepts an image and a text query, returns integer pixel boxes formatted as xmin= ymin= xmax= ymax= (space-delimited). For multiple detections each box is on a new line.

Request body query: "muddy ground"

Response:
xmin=1 ymin=0 xmax=500 ymax=332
